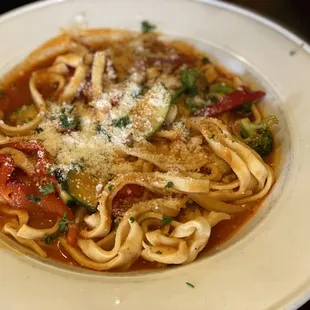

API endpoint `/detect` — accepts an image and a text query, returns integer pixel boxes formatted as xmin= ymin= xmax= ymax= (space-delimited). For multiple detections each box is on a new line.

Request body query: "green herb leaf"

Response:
xmin=130 ymin=217 xmax=135 ymax=223
xmin=58 ymin=212 xmax=74 ymax=233
xmin=27 ymin=194 xmax=41 ymax=203
xmin=113 ymin=116 xmax=131 ymax=128
xmin=45 ymin=213 xmax=74 ymax=245
xmin=45 ymin=167 xmax=54 ymax=177
xmin=108 ymin=185 xmax=114 ymax=191
xmin=35 ymin=127 xmax=44 ymax=133
xmin=114 ymin=219 xmax=120 ymax=228
xmin=181 ymin=69 xmax=200 ymax=93
xmin=209 ymin=134 xmax=215 ymax=140
xmin=201 ymin=56 xmax=210 ymax=64
xmin=39 ymin=183 xmax=54 ymax=196
xmin=162 ymin=215 xmax=172 ymax=225
xmin=165 ymin=181 xmax=174 ymax=188
xmin=59 ymin=113 xmax=79 ymax=130
xmin=172 ymin=69 xmax=200 ymax=103
xmin=236 ymin=102 xmax=252 ymax=114
xmin=141 ymin=20 xmax=156 ymax=33
xmin=186 ymin=282 xmax=195 ymax=288
xmin=97 ymin=124 xmax=111 ymax=140
xmin=156 ymin=250 xmax=162 ymax=254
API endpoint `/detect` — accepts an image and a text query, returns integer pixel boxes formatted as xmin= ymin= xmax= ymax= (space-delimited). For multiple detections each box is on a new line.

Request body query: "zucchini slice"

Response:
xmin=129 ymin=82 xmax=171 ymax=140
xmin=64 ymin=170 xmax=99 ymax=214
xmin=56 ymin=184 xmax=75 ymax=206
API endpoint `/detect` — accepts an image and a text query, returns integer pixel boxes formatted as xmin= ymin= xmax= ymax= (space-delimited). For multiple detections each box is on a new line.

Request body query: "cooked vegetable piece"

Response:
xmin=236 ymin=115 xmax=279 ymax=157
xmin=209 ymin=83 xmax=234 ymax=94
xmin=130 ymin=82 xmax=171 ymax=140
xmin=141 ymin=20 xmax=156 ymax=33
xmin=64 ymin=170 xmax=99 ymax=213
xmin=173 ymin=69 xmax=200 ymax=102
xmin=194 ymin=89 xmax=265 ymax=117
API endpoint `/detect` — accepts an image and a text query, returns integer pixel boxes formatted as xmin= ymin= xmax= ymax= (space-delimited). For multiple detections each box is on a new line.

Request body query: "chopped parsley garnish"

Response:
xmin=130 ymin=217 xmax=135 ymax=223
xmin=59 ymin=113 xmax=79 ymax=130
xmin=201 ymin=56 xmax=210 ymax=64
xmin=186 ymin=282 xmax=195 ymax=288
xmin=27 ymin=194 xmax=41 ymax=203
xmin=141 ymin=20 xmax=156 ymax=33
xmin=209 ymin=134 xmax=215 ymax=140
xmin=289 ymin=50 xmax=296 ymax=56
xmin=162 ymin=215 xmax=172 ymax=225
xmin=97 ymin=124 xmax=111 ymax=140
xmin=156 ymin=250 xmax=162 ymax=254
xmin=172 ymin=69 xmax=200 ymax=102
xmin=236 ymin=102 xmax=252 ymax=114
xmin=58 ymin=212 xmax=74 ymax=232
xmin=45 ymin=167 xmax=54 ymax=177
xmin=39 ymin=183 xmax=55 ymax=196
xmin=204 ymin=95 xmax=218 ymax=106
xmin=114 ymin=219 xmax=120 ymax=228
xmin=45 ymin=212 xmax=74 ymax=245
xmin=113 ymin=115 xmax=131 ymax=128
xmin=35 ymin=127 xmax=44 ymax=133
xmin=165 ymin=181 xmax=174 ymax=188
xmin=108 ymin=185 xmax=114 ymax=191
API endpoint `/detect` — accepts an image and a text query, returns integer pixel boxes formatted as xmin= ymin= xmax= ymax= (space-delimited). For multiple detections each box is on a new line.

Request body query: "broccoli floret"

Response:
xmin=237 ymin=115 xmax=279 ymax=157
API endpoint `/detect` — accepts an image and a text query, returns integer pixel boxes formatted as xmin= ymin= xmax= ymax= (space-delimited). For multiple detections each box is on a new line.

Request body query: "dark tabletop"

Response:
xmin=1 ymin=0 xmax=310 ymax=309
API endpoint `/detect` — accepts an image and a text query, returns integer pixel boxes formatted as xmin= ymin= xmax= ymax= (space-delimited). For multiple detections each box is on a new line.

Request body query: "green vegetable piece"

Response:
xmin=130 ymin=217 xmax=135 ymax=223
xmin=162 ymin=215 xmax=172 ymax=225
xmin=173 ymin=69 xmax=200 ymax=102
xmin=59 ymin=113 xmax=79 ymax=130
xmin=201 ymin=56 xmax=210 ymax=64
xmin=236 ymin=102 xmax=252 ymax=114
xmin=165 ymin=181 xmax=174 ymax=188
xmin=27 ymin=194 xmax=41 ymax=203
xmin=39 ymin=183 xmax=55 ymax=196
xmin=58 ymin=212 xmax=74 ymax=233
xmin=141 ymin=20 xmax=156 ymax=33
xmin=186 ymin=282 xmax=195 ymax=288
xmin=113 ymin=115 xmax=131 ymax=128
xmin=209 ymin=83 xmax=234 ymax=94
xmin=237 ymin=115 xmax=279 ymax=157
xmin=114 ymin=219 xmax=120 ymax=228
xmin=35 ymin=127 xmax=44 ymax=133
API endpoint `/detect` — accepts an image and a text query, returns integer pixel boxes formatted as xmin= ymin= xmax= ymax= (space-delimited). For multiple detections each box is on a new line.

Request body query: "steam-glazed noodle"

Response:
xmin=0 ymin=25 xmax=277 ymax=271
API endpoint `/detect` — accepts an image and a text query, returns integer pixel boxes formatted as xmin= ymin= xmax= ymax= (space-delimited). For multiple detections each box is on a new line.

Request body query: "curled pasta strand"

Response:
xmin=59 ymin=64 xmax=88 ymax=103
xmin=91 ymin=51 xmax=106 ymax=99
xmin=2 ymin=222 xmax=47 ymax=257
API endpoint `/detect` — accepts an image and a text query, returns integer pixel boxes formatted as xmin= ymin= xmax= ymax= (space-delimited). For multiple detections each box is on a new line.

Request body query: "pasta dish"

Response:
xmin=0 ymin=23 xmax=278 ymax=271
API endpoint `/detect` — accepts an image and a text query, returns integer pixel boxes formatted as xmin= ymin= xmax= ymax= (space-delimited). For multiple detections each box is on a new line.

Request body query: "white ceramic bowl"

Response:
xmin=0 ymin=1 xmax=309 ymax=309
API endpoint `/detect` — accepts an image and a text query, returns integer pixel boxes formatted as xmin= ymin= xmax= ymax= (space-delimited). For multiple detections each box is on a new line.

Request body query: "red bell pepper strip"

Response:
xmin=193 ymin=89 xmax=266 ymax=117
xmin=0 ymin=147 xmax=77 ymax=246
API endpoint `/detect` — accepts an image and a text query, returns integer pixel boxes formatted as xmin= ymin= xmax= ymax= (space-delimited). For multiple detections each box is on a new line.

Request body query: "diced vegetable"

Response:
xmin=209 ymin=83 xmax=234 ymax=94
xmin=56 ymin=184 xmax=75 ymax=206
xmin=141 ymin=20 xmax=156 ymax=33
xmin=173 ymin=69 xmax=200 ymax=102
xmin=193 ymin=89 xmax=265 ymax=117
xmin=64 ymin=170 xmax=99 ymax=213
xmin=236 ymin=115 xmax=278 ymax=157
xmin=130 ymin=82 xmax=171 ymax=139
